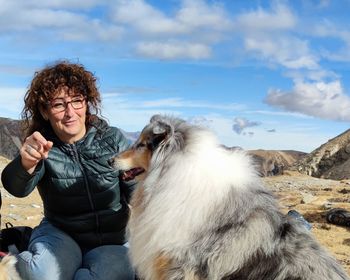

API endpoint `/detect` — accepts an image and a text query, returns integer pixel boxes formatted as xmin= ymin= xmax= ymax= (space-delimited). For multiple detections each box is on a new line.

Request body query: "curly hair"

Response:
xmin=21 ymin=61 xmax=101 ymax=138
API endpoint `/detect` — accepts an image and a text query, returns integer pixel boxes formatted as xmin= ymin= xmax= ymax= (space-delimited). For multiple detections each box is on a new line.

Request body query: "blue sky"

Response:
xmin=1 ymin=0 xmax=350 ymax=152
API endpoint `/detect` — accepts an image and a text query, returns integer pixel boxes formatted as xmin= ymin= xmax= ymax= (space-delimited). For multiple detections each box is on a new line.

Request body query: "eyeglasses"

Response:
xmin=48 ymin=97 xmax=86 ymax=113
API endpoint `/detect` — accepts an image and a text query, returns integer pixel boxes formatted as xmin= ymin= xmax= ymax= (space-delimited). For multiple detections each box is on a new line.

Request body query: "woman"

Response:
xmin=1 ymin=61 xmax=135 ymax=280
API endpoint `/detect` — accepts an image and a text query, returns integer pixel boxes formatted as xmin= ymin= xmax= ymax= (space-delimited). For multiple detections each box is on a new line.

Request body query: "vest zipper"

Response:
xmin=70 ymin=144 xmax=102 ymax=245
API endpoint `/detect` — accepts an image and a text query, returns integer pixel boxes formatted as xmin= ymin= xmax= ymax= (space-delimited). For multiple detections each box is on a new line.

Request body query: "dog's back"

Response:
xmin=181 ymin=184 xmax=349 ymax=280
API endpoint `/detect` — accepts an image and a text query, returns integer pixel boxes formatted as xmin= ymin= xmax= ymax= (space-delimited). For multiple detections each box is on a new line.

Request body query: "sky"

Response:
xmin=1 ymin=0 xmax=350 ymax=152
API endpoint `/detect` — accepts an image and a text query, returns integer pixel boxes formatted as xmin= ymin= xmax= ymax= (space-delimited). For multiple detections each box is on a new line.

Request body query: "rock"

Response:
xmin=300 ymin=192 xmax=317 ymax=204
xmin=320 ymin=201 xmax=333 ymax=210
xmin=31 ymin=204 xmax=41 ymax=208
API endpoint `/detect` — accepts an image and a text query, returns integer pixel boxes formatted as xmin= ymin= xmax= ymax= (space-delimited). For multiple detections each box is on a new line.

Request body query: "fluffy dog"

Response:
xmin=111 ymin=115 xmax=349 ymax=280
xmin=0 ymin=255 xmax=21 ymax=280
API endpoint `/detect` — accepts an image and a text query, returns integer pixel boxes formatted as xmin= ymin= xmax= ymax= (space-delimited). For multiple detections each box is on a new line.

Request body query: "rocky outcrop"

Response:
xmin=292 ymin=129 xmax=350 ymax=180
xmin=0 ymin=117 xmax=24 ymax=160
xmin=248 ymin=150 xmax=306 ymax=177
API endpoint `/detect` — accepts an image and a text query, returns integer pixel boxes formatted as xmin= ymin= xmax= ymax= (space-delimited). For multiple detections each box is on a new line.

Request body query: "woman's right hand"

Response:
xmin=20 ymin=131 xmax=53 ymax=174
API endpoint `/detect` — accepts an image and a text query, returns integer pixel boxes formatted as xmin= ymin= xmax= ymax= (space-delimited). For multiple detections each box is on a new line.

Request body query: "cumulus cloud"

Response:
xmin=109 ymin=0 xmax=232 ymax=59
xmin=265 ymin=80 xmax=350 ymax=121
xmin=0 ymin=1 xmax=122 ymax=42
xmin=244 ymin=36 xmax=319 ymax=70
xmin=110 ymin=0 xmax=231 ymax=36
xmin=110 ymin=0 xmax=186 ymax=35
xmin=232 ymin=117 xmax=261 ymax=135
xmin=236 ymin=2 xmax=296 ymax=31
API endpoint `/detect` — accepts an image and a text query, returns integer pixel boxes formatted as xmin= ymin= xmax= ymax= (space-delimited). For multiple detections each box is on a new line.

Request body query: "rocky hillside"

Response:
xmin=0 ymin=117 xmax=23 ymax=159
xmin=249 ymin=149 xmax=306 ymax=176
xmin=292 ymin=129 xmax=350 ymax=180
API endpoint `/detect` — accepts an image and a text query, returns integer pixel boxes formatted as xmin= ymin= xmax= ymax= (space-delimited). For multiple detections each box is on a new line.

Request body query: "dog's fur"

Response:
xmin=0 ymin=255 xmax=21 ymax=280
xmin=111 ymin=115 xmax=350 ymax=280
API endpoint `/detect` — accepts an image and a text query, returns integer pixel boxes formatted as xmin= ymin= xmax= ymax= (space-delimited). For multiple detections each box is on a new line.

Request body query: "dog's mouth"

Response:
xmin=121 ymin=167 xmax=145 ymax=181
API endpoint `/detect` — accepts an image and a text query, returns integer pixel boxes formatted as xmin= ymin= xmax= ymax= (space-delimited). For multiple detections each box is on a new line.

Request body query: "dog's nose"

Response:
xmin=107 ymin=158 xmax=114 ymax=166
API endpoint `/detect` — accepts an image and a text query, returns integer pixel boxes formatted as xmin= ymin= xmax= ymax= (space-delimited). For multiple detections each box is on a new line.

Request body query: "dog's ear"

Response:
xmin=150 ymin=121 xmax=171 ymax=150
xmin=150 ymin=114 xmax=162 ymax=123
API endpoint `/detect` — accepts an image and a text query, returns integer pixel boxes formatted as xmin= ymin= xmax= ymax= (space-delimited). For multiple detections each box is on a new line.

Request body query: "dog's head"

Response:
xmin=110 ymin=115 xmax=183 ymax=181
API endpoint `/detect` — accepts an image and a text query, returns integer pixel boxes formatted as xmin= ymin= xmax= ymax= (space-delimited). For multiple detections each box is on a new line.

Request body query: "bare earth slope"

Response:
xmin=0 ymin=161 xmax=349 ymax=275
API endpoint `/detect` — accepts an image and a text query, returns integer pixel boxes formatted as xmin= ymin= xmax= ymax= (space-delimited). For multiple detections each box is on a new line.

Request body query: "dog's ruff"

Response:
xmin=0 ymin=255 xmax=21 ymax=280
xmin=113 ymin=115 xmax=349 ymax=280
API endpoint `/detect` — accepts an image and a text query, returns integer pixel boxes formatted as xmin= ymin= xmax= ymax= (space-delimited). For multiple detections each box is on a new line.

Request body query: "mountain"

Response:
xmin=119 ymin=129 xmax=140 ymax=143
xmin=0 ymin=117 xmax=24 ymax=160
xmin=292 ymin=129 xmax=350 ymax=180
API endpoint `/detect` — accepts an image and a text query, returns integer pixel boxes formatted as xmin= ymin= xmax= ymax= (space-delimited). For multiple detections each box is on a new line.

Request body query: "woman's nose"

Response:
xmin=64 ymin=102 xmax=75 ymax=115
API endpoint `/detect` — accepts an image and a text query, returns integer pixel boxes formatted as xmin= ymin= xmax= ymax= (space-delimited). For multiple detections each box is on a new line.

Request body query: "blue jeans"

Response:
xmin=16 ymin=219 xmax=135 ymax=280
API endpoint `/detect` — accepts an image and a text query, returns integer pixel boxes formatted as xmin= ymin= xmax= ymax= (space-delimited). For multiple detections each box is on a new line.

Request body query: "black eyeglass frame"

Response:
xmin=46 ymin=97 xmax=86 ymax=113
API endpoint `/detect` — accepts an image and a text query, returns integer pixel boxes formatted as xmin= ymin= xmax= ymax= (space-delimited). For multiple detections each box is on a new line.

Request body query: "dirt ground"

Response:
xmin=0 ymin=159 xmax=349 ymax=275
xmin=264 ymin=171 xmax=350 ymax=274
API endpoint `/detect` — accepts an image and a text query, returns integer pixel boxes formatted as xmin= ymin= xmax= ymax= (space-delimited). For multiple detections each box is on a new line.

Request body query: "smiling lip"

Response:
xmin=63 ymin=120 xmax=77 ymax=126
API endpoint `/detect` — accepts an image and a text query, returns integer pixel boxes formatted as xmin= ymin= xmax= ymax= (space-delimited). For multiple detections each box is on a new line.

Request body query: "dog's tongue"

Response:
xmin=121 ymin=167 xmax=145 ymax=181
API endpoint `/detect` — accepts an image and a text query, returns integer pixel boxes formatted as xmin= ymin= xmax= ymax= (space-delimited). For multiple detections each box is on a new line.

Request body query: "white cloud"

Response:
xmin=111 ymin=0 xmax=231 ymax=36
xmin=236 ymin=2 xmax=296 ymax=31
xmin=0 ymin=64 xmax=33 ymax=76
xmin=0 ymin=87 xmax=26 ymax=119
xmin=136 ymin=41 xmax=211 ymax=59
xmin=60 ymin=20 xmax=124 ymax=42
xmin=138 ymin=97 xmax=244 ymax=111
xmin=265 ymin=80 xmax=350 ymax=121
xmin=0 ymin=2 xmax=122 ymax=42
xmin=0 ymin=0 xmax=103 ymax=11
xmin=102 ymin=95 xmax=245 ymax=111
xmin=109 ymin=0 xmax=232 ymax=60
xmin=244 ymin=36 xmax=319 ymax=70
xmin=176 ymin=0 xmax=232 ymax=31
xmin=110 ymin=0 xmax=187 ymax=35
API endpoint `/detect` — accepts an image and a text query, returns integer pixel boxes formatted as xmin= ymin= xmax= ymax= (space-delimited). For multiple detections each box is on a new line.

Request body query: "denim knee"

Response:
xmin=74 ymin=245 xmax=134 ymax=280
xmin=16 ymin=219 xmax=82 ymax=280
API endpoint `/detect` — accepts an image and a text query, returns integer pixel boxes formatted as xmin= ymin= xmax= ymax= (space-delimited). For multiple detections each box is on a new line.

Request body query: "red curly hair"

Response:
xmin=21 ymin=61 xmax=102 ymax=138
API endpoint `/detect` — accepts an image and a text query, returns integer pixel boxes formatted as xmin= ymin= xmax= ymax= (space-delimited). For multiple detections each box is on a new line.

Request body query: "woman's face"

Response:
xmin=42 ymin=88 xmax=87 ymax=144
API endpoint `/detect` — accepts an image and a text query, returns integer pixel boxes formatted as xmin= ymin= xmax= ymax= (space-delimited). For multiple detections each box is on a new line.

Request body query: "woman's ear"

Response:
xmin=39 ymin=105 xmax=49 ymax=121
